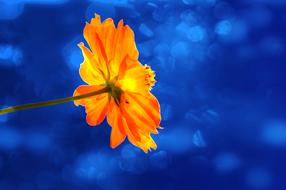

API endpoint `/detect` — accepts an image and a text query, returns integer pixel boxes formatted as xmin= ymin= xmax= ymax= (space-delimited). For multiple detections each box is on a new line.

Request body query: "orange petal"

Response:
xmin=83 ymin=15 xmax=139 ymax=80
xmin=110 ymin=24 xmax=139 ymax=75
xmin=121 ymin=92 xmax=160 ymax=133
xmin=83 ymin=18 xmax=110 ymax=63
xmin=74 ymin=85 xmax=109 ymax=126
xmin=124 ymin=124 xmax=157 ymax=153
xmin=118 ymin=92 xmax=161 ymax=152
xmin=127 ymin=92 xmax=161 ymax=126
xmin=107 ymin=100 xmax=126 ymax=148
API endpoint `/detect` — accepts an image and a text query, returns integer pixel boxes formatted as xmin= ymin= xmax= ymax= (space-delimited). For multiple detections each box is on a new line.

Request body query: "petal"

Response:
xmin=90 ymin=15 xmax=116 ymax=61
xmin=107 ymin=100 xmax=126 ymax=148
xmin=105 ymin=92 xmax=160 ymax=152
xmin=117 ymin=59 xmax=156 ymax=94
xmin=109 ymin=23 xmax=139 ymax=76
xmin=74 ymin=85 xmax=109 ymax=126
xmin=118 ymin=92 xmax=161 ymax=152
xmin=127 ymin=92 xmax=161 ymax=126
xmin=117 ymin=55 xmax=140 ymax=79
xmin=121 ymin=92 xmax=160 ymax=134
xmin=83 ymin=15 xmax=139 ymax=79
xmin=78 ymin=42 xmax=106 ymax=85
xmin=83 ymin=17 xmax=110 ymax=64
xmin=124 ymin=122 xmax=157 ymax=153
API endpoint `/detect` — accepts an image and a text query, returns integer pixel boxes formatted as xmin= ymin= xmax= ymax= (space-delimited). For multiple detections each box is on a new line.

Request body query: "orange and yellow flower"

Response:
xmin=73 ymin=15 xmax=161 ymax=153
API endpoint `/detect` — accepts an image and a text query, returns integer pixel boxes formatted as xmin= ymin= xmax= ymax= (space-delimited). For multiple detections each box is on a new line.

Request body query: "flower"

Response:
xmin=74 ymin=15 xmax=161 ymax=153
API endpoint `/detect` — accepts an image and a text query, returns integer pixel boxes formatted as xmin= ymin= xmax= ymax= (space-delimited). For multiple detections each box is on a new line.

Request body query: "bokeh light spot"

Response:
xmin=261 ymin=120 xmax=286 ymax=147
xmin=158 ymin=127 xmax=194 ymax=154
xmin=215 ymin=20 xmax=232 ymax=35
xmin=187 ymin=25 xmax=205 ymax=42
xmin=171 ymin=41 xmax=189 ymax=58
xmin=0 ymin=45 xmax=23 ymax=66
xmin=0 ymin=128 xmax=22 ymax=150
xmin=62 ymin=36 xmax=83 ymax=71
xmin=75 ymin=152 xmax=117 ymax=180
xmin=192 ymin=130 xmax=206 ymax=147
xmin=139 ymin=23 xmax=154 ymax=37
xmin=246 ymin=167 xmax=272 ymax=189
xmin=214 ymin=152 xmax=240 ymax=173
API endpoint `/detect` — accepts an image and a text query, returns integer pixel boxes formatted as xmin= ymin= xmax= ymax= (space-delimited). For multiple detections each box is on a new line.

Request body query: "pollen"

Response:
xmin=144 ymin=64 xmax=156 ymax=88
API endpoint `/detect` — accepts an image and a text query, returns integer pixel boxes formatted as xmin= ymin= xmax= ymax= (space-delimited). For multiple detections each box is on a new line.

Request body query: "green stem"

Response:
xmin=0 ymin=87 xmax=109 ymax=115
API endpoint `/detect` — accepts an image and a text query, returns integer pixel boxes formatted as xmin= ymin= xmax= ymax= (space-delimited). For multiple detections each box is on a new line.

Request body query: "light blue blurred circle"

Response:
xmin=261 ymin=120 xmax=286 ymax=146
xmin=215 ymin=20 xmax=232 ymax=35
xmin=187 ymin=25 xmax=205 ymax=42
xmin=0 ymin=45 xmax=23 ymax=66
xmin=171 ymin=41 xmax=189 ymax=58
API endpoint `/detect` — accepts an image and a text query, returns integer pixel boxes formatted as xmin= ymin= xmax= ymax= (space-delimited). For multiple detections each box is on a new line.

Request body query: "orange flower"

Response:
xmin=73 ymin=15 xmax=161 ymax=153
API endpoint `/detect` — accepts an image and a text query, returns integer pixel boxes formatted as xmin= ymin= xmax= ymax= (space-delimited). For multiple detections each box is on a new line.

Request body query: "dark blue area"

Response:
xmin=0 ymin=0 xmax=286 ymax=189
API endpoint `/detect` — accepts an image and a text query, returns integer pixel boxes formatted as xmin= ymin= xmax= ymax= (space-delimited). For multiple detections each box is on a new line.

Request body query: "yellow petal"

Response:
xmin=78 ymin=42 xmax=106 ymax=85
xmin=118 ymin=59 xmax=156 ymax=94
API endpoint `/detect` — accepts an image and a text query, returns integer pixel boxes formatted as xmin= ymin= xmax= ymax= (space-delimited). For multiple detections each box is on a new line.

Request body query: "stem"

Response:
xmin=0 ymin=87 xmax=109 ymax=115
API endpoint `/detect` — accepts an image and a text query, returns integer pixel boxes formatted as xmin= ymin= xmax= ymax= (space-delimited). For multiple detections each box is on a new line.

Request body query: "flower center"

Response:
xmin=106 ymin=81 xmax=122 ymax=105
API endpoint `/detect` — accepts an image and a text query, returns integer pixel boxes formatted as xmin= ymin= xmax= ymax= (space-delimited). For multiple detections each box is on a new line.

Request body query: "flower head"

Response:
xmin=74 ymin=15 xmax=161 ymax=153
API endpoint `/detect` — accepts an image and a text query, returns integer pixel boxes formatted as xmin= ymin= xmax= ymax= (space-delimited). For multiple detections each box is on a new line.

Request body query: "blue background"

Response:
xmin=0 ymin=0 xmax=285 ymax=189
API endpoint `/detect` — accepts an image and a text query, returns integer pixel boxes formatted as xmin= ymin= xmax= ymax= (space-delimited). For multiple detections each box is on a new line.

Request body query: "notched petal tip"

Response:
xmin=77 ymin=42 xmax=84 ymax=48
xmin=90 ymin=14 xmax=101 ymax=26
xmin=102 ymin=17 xmax=114 ymax=25
xmin=153 ymin=129 xmax=159 ymax=134
xmin=118 ymin=19 xmax=124 ymax=28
